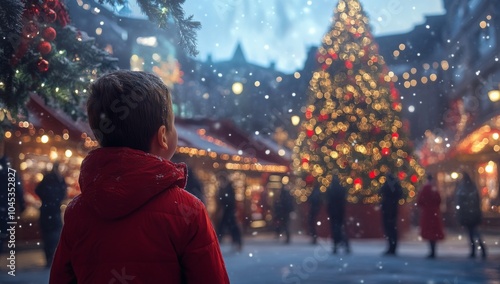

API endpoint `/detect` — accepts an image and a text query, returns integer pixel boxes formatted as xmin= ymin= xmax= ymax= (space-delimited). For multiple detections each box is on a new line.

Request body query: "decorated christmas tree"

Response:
xmin=292 ymin=0 xmax=424 ymax=204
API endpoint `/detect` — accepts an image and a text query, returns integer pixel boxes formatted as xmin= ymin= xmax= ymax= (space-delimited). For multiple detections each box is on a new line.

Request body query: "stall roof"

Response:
xmin=175 ymin=118 xmax=291 ymax=166
xmin=21 ymin=96 xmax=290 ymax=167
xmin=21 ymin=93 xmax=91 ymax=141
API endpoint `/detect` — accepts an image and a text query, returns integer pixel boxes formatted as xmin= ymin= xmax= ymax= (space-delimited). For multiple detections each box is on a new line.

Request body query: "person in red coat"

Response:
xmin=417 ymin=174 xmax=445 ymax=258
xmin=49 ymin=71 xmax=229 ymax=283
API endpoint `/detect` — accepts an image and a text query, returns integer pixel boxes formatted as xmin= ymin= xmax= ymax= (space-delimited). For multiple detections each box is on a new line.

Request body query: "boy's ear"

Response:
xmin=156 ymin=125 xmax=169 ymax=150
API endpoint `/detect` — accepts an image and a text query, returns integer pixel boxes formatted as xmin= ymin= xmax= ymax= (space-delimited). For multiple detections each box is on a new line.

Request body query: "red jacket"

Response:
xmin=417 ymin=182 xmax=445 ymax=241
xmin=49 ymin=147 xmax=230 ymax=284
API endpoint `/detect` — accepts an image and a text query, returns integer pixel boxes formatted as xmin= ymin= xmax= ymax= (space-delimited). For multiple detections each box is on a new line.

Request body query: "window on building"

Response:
xmin=468 ymin=0 xmax=482 ymax=11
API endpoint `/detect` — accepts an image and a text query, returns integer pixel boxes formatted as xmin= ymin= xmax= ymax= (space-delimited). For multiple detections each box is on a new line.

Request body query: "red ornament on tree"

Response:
xmin=38 ymin=41 xmax=52 ymax=55
xmin=318 ymin=113 xmax=329 ymax=121
xmin=45 ymin=0 xmax=59 ymax=9
xmin=410 ymin=175 xmax=418 ymax=183
xmin=345 ymin=60 xmax=353 ymax=69
xmin=305 ymin=174 xmax=315 ymax=185
xmin=43 ymin=9 xmax=57 ymax=23
xmin=42 ymin=27 xmax=57 ymax=41
xmin=398 ymin=171 xmax=406 ymax=180
xmin=344 ymin=92 xmax=353 ymax=101
xmin=381 ymin=147 xmax=390 ymax=156
xmin=23 ymin=21 xmax=39 ymax=39
xmin=24 ymin=5 xmax=40 ymax=20
xmin=37 ymin=59 xmax=49 ymax=72
xmin=354 ymin=178 xmax=362 ymax=186
xmin=369 ymin=170 xmax=376 ymax=179
xmin=307 ymin=129 xmax=314 ymax=138
xmin=391 ymin=102 xmax=400 ymax=110
xmin=305 ymin=109 xmax=313 ymax=120
xmin=391 ymin=132 xmax=399 ymax=140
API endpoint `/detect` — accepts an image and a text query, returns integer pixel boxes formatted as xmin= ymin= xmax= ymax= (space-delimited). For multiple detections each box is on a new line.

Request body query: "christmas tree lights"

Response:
xmin=293 ymin=0 xmax=425 ymax=204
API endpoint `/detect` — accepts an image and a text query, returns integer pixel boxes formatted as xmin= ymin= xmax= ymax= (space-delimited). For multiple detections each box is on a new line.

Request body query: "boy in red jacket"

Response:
xmin=49 ymin=70 xmax=230 ymax=284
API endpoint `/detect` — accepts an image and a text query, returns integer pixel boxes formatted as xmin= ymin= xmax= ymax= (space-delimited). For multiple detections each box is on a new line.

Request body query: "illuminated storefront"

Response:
xmin=422 ymin=115 xmax=500 ymax=228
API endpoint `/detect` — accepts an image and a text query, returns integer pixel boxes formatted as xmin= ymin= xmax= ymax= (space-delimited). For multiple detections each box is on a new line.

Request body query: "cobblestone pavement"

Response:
xmin=0 ymin=230 xmax=499 ymax=284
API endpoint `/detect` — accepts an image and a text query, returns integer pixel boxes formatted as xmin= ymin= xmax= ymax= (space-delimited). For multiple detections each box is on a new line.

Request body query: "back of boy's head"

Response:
xmin=87 ymin=70 xmax=173 ymax=152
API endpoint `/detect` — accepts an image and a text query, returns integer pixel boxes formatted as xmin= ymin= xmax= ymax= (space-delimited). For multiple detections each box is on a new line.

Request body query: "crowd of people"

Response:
xmin=0 ymin=71 xmax=491 ymax=283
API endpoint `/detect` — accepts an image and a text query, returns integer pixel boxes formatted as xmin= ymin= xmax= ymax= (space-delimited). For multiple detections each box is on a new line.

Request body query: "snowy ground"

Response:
xmin=0 ymin=229 xmax=499 ymax=284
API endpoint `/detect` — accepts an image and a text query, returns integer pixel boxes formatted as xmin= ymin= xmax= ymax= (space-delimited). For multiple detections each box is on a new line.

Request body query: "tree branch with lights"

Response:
xmin=292 ymin=0 xmax=424 ymax=204
xmin=0 ymin=0 xmax=119 ymax=123
xmin=0 ymin=0 xmax=199 ymax=123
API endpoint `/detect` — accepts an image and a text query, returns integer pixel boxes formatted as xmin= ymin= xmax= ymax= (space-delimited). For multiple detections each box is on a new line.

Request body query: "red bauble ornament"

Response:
xmin=354 ymin=178 xmax=362 ymax=186
xmin=369 ymin=171 xmax=376 ymax=179
xmin=37 ymin=59 xmax=49 ymax=72
xmin=43 ymin=9 xmax=57 ymax=23
xmin=410 ymin=175 xmax=418 ymax=183
xmin=372 ymin=126 xmax=381 ymax=134
xmin=45 ymin=0 xmax=59 ymax=9
xmin=305 ymin=109 xmax=312 ymax=120
xmin=306 ymin=129 xmax=314 ymax=138
xmin=391 ymin=132 xmax=399 ymax=140
xmin=344 ymin=92 xmax=353 ymax=101
xmin=305 ymin=175 xmax=315 ymax=185
xmin=381 ymin=147 xmax=390 ymax=156
xmin=301 ymin=158 xmax=309 ymax=165
xmin=398 ymin=171 xmax=406 ymax=180
xmin=23 ymin=21 xmax=39 ymax=39
xmin=318 ymin=113 xmax=329 ymax=121
xmin=391 ymin=87 xmax=399 ymax=100
xmin=345 ymin=60 xmax=353 ymax=69
xmin=42 ymin=27 xmax=57 ymax=41
xmin=392 ymin=102 xmax=400 ymax=110
xmin=38 ymin=41 xmax=52 ymax=55
xmin=24 ymin=5 xmax=40 ymax=20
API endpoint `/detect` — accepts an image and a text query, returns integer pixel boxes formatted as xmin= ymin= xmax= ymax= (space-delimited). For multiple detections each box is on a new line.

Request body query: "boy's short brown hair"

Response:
xmin=87 ymin=70 xmax=173 ymax=152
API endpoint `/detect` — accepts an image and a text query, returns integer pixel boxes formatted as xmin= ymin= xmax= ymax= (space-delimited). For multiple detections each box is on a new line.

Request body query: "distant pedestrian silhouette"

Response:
xmin=379 ymin=172 xmax=402 ymax=256
xmin=274 ymin=184 xmax=294 ymax=244
xmin=308 ymin=185 xmax=321 ymax=244
xmin=327 ymin=176 xmax=350 ymax=254
xmin=417 ymin=174 xmax=444 ymax=258
xmin=216 ymin=174 xmax=242 ymax=252
xmin=455 ymin=172 xmax=487 ymax=259
xmin=185 ymin=167 xmax=205 ymax=204
xmin=35 ymin=161 xmax=67 ymax=267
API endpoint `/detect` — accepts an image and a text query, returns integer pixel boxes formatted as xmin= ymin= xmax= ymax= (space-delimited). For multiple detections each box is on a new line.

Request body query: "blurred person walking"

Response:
xmin=327 ymin=176 xmax=350 ymax=254
xmin=308 ymin=184 xmax=321 ymax=244
xmin=379 ymin=172 xmax=402 ymax=256
xmin=455 ymin=172 xmax=487 ymax=259
xmin=35 ymin=161 xmax=67 ymax=267
xmin=185 ymin=167 xmax=205 ymax=204
xmin=274 ymin=184 xmax=294 ymax=244
xmin=217 ymin=174 xmax=243 ymax=252
xmin=417 ymin=174 xmax=444 ymax=258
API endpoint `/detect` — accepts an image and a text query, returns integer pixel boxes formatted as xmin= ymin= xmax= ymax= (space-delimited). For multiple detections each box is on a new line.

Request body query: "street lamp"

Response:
xmin=291 ymin=115 xmax=300 ymax=126
xmin=232 ymin=82 xmax=243 ymax=95
xmin=488 ymin=83 xmax=500 ymax=102
xmin=488 ymin=89 xmax=500 ymax=102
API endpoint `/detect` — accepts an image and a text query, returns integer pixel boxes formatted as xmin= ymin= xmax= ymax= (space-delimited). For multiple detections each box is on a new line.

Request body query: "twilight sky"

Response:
xmin=129 ymin=0 xmax=445 ymax=72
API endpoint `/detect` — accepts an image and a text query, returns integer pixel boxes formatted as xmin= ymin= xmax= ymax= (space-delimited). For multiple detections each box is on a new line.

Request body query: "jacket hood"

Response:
xmin=78 ymin=147 xmax=186 ymax=220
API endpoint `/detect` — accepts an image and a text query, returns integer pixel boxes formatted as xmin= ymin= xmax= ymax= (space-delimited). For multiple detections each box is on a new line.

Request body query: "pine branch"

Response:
xmin=98 ymin=0 xmax=201 ymax=56
xmin=0 ymin=0 xmax=24 ymax=88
